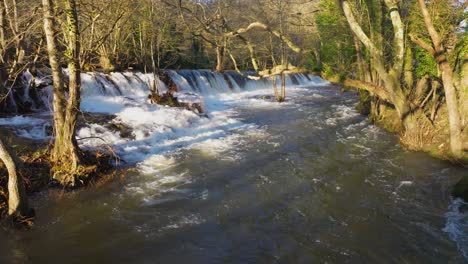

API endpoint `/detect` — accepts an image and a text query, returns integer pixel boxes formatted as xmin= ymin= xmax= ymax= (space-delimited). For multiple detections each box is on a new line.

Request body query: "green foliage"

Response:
xmin=408 ymin=0 xmax=467 ymax=70
xmin=315 ymin=0 xmax=355 ymax=77
xmin=414 ymin=46 xmax=438 ymax=78
xmin=321 ymin=63 xmax=333 ymax=76
xmin=304 ymin=53 xmax=321 ymax=72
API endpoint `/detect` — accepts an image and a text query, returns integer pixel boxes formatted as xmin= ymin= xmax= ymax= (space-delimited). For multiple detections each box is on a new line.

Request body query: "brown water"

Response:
xmin=1 ymin=85 xmax=467 ymax=263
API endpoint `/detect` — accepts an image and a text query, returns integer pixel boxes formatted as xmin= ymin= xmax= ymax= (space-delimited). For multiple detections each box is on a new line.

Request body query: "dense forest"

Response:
xmin=0 ymin=0 xmax=465 ymax=226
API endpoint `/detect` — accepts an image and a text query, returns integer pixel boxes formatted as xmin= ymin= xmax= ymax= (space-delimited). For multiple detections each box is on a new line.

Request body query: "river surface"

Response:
xmin=1 ymin=83 xmax=467 ymax=263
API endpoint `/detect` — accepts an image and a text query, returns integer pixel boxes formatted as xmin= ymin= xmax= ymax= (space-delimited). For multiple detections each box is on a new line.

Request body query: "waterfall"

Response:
xmin=7 ymin=70 xmax=328 ymax=113
xmin=0 ymin=69 xmax=330 ymax=162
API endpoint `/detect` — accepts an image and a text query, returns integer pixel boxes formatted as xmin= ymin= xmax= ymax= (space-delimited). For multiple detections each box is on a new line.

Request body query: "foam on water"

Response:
xmin=443 ymin=198 xmax=468 ymax=260
xmin=0 ymin=70 xmax=329 ymax=208
xmin=325 ymin=104 xmax=360 ymax=126
xmin=77 ymin=72 xmax=323 ymax=165
xmin=138 ymin=154 xmax=177 ymax=175
xmin=0 ymin=115 xmax=51 ymax=140
xmin=78 ymin=71 xmax=326 ymax=208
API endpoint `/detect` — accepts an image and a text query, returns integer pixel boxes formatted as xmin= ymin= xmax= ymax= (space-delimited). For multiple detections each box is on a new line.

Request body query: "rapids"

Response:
xmin=0 ymin=70 xmax=466 ymax=263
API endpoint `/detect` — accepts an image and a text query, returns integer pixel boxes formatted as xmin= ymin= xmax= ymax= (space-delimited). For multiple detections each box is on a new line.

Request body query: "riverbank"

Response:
xmin=325 ymin=74 xmax=468 ymax=202
xmin=0 ymin=126 xmax=123 ymax=225
xmin=326 ymin=76 xmax=468 ymax=165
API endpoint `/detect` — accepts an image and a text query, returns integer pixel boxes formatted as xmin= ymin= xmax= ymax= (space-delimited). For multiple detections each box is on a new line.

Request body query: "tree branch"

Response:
xmin=225 ymin=21 xmax=307 ymax=54
xmin=344 ymin=79 xmax=391 ymax=101
xmin=417 ymin=0 xmax=443 ymax=51
xmin=409 ymin=33 xmax=435 ymax=55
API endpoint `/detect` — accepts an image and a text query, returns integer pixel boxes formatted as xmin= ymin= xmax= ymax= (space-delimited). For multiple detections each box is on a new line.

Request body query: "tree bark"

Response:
xmin=352 ymin=34 xmax=367 ymax=81
xmin=273 ymin=74 xmax=279 ymax=100
xmin=225 ymin=21 xmax=306 ymax=54
xmin=341 ymin=0 xmax=408 ymax=120
xmin=43 ymin=0 xmax=82 ymax=186
xmin=236 ymin=35 xmax=259 ymax=72
xmin=344 ymin=79 xmax=390 ymax=101
xmin=280 ymin=72 xmax=286 ymax=102
xmin=62 ymin=0 xmax=81 ymax=175
xmin=0 ymin=139 xmax=29 ymax=217
xmin=215 ymin=45 xmax=224 ymax=72
xmin=42 ymin=0 xmax=66 ymax=135
xmin=414 ymin=0 xmax=463 ymax=158
xmin=460 ymin=52 xmax=468 ymax=130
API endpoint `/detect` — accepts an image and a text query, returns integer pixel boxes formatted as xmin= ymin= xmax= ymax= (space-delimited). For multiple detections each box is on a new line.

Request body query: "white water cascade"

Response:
xmin=79 ymin=70 xmax=323 ymax=99
xmin=7 ymin=70 xmax=325 ymax=113
xmin=0 ymin=70 xmax=329 ymax=161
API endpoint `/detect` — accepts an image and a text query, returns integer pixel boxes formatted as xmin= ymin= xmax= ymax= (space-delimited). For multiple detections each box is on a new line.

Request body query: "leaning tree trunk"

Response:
xmin=0 ymin=139 xmax=29 ymax=217
xmin=412 ymin=0 xmax=463 ymax=158
xmin=42 ymin=0 xmax=82 ymax=186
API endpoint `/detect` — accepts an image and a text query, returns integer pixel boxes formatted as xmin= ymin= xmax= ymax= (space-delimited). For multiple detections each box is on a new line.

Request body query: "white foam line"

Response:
xmin=443 ymin=198 xmax=468 ymax=260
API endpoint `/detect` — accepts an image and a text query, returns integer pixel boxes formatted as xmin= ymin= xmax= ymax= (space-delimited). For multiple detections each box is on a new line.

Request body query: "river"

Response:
xmin=0 ymin=72 xmax=467 ymax=263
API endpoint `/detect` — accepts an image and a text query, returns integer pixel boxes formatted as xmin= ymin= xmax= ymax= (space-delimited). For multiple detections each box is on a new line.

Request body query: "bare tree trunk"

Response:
xmin=150 ymin=38 xmax=160 ymax=95
xmin=411 ymin=0 xmax=463 ymax=158
xmin=61 ymin=0 xmax=81 ymax=172
xmin=280 ymin=72 xmax=286 ymax=102
xmin=404 ymin=45 xmax=414 ymax=90
xmin=215 ymin=45 xmax=224 ymax=72
xmin=341 ymin=0 xmax=408 ymax=121
xmin=273 ymin=75 xmax=279 ymax=100
xmin=272 ymin=72 xmax=286 ymax=103
xmin=42 ymin=0 xmax=82 ymax=186
xmin=42 ymin=0 xmax=66 ymax=139
xmin=0 ymin=3 xmax=6 ymax=61
xmin=243 ymin=38 xmax=259 ymax=72
xmin=439 ymin=61 xmax=463 ymax=157
xmin=430 ymin=80 xmax=441 ymax=122
xmin=460 ymin=52 xmax=468 ymax=130
xmin=353 ymin=34 xmax=367 ymax=81
xmin=0 ymin=139 xmax=29 ymax=217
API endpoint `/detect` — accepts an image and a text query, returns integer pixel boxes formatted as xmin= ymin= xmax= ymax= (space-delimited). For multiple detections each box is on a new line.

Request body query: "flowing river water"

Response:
xmin=0 ymin=71 xmax=467 ymax=263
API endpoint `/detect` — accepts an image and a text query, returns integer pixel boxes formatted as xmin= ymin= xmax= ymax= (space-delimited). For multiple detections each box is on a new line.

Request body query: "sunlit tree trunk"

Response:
xmin=460 ymin=52 xmax=468 ymax=130
xmin=410 ymin=0 xmax=463 ymax=158
xmin=215 ymin=45 xmax=225 ymax=72
xmin=42 ymin=0 xmax=82 ymax=186
xmin=273 ymin=72 xmax=286 ymax=103
xmin=341 ymin=0 xmax=408 ymax=122
xmin=280 ymin=72 xmax=286 ymax=102
xmin=0 ymin=139 xmax=29 ymax=217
